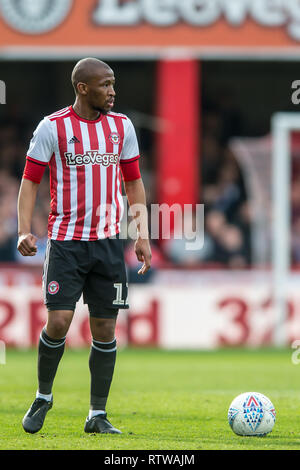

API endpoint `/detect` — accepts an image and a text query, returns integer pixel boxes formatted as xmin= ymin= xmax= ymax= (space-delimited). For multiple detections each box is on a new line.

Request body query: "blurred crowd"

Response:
xmin=0 ymin=117 xmax=48 ymax=262
xmin=0 ymin=101 xmax=251 ymax=272
xmin=291 ymin=153 xmax=300 ymax=265
xmin=162 ymin=95 xmax=251 ymax=270
xmin=197 ymin=100 xmax=251 ymax=269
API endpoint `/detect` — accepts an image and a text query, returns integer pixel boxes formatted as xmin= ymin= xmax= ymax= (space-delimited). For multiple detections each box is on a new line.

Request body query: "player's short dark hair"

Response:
xmin=71 ymin=58 xmax=111 ymax=95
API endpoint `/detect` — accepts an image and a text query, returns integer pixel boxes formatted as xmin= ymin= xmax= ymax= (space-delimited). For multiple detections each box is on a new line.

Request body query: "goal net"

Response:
xmin=230 ymin=113 xmax=300 ymax=346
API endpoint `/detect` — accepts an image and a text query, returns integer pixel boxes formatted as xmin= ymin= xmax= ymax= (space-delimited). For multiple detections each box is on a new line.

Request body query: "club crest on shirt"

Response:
xmin=109 ymin=132 xmax=121 ymax=145
xmin=48 ymin=281 xmax=60 ymax=295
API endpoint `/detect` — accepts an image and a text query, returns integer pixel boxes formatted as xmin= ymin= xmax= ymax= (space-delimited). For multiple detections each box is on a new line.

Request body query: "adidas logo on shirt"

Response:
xmin=68 ymin=136 xmax=80 ymax=144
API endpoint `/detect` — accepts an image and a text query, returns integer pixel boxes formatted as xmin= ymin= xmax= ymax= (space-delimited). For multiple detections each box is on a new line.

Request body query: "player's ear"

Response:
xmin=77 ymin=82 xmax=88 ymax=96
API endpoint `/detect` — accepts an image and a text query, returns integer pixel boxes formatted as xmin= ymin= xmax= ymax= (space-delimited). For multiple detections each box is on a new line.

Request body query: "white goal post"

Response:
xmin=272 ymin=113 xmax=300 ymax=346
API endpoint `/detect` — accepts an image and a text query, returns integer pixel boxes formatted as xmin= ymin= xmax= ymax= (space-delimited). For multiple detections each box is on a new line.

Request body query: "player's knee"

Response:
xmin=90 ymin=318 xmax=116 ymax=342
xmin=46 ymin=313 xmax=72 ymax=339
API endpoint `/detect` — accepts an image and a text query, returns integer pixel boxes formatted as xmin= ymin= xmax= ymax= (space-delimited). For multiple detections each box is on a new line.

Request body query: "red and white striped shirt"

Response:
xmin=26 ymin=106 xmax=140 ymax=241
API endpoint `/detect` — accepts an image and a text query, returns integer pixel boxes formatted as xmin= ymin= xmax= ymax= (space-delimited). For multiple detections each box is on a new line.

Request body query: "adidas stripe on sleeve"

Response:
xmin=120 ymin=118 xmax=140 ymax=163
xmin=23 ymin=118 xmax=55 ymax=183
xmin=27 ymin=118 xmax=55 ymax=164
xmin=119 ymin=117 xmax=141 ymax=181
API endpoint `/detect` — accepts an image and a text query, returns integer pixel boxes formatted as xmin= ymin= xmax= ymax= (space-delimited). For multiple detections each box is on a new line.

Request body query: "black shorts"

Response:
xmin=42 ymin=235 xmax=129 ymax=318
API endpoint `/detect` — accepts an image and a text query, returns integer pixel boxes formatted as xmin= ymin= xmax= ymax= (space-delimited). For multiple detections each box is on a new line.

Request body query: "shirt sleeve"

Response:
xmin=26 ymin=117 xmax=55 ymax=164
xmin=120 ymin=118 xmax=140 ymax=162
xmin=120 ymin=159 xmax=141 ymax=181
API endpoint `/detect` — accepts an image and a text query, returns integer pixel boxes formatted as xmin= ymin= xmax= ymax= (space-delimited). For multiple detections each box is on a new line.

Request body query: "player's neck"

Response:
xmin=72 ymin=100 xmax=101 ymax=121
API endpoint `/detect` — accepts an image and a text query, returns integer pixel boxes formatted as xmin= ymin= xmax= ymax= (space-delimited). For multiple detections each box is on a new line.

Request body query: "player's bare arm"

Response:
xmin=124 ymin=177 xmax=152 ymax=275
xmin=17 ymin=178 xmax=38 ymax=256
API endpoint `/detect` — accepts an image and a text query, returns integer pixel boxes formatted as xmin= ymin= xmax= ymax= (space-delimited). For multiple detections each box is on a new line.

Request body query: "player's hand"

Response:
xmin=134 ymin=236 xmax=151 ymax=275
xmin=17 ymin=233 xmax=38 ymax=256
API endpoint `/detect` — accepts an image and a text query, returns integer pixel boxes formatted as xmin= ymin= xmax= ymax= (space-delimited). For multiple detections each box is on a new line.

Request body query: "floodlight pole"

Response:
xmin=272 ymin=113 xmax=300 ymax=346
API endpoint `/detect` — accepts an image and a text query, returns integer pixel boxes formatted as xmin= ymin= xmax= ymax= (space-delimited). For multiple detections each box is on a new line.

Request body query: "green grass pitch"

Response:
xmin=0 ymin=347 xmax=299 ymax=450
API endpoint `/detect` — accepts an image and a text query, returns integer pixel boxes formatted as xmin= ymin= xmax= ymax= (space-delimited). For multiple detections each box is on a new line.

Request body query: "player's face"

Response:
xmin=87 ymin=68 xmax=116 ymax=115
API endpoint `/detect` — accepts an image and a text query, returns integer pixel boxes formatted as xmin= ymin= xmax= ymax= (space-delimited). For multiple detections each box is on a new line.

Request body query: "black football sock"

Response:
xmin=37 ymin=327 xmax=66 ymax=395
xmin=89 ymin=338 xmax=117 ymax=411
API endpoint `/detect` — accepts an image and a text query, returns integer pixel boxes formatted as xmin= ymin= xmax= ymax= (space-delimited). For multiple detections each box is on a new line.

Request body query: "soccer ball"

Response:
xmin=228 ymin=392 xmax=276 ymax=436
